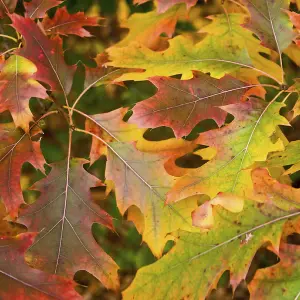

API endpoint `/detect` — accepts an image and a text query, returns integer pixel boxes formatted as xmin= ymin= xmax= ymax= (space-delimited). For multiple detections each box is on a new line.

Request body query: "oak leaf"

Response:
xmin=107 ymin=14 xmax=282 ymax=83
xmin=0 ymin=123 xmax=45 ymax=218
xmin=0 ymin=55 xmax=48 ymax=132
xmin=42 ymin=7 xmax=100 ymax=37
xmin=17 ymin=159 xmax=119 ymax=290
xmin=86 ymin=108 xmax=143 ymax=164
xmin=168 ymin=98 xmax=289 ymax=203
xmin=112 ymin=4 xmax=186 ymax=50
xmin=24 ymin=0 xmax=62 ymax=19
xmin=129 ymin=74 xmax=251 ymax=138
xmin=241 ymin=0 xmax=295 ymax=53
xmin=10 ymin=14 xmax=75 ymax=94
xmin=123 ymin=200 xmax=289 ymax=300
xmin=0 ymin=233 xmax=82 ymax=299
xmin=106 ymin=142 xmax=199 ymax=257
xmin=249 ymin=242 xmax=300 ymax=299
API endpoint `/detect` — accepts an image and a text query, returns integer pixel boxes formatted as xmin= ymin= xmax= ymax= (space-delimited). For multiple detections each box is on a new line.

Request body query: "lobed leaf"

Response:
xmin=241 ymin=0 xmax=295 ymax=53
xmin=129 ymin=74 xmax=252 ymax=138
xmin=0 ymin=123 xmax=45 ymax=218
xmin=106 ymin=142 xmax=198 ymax=257
xmin=123 ymin=200 xmax=290 ymax=300
xmin=249 ymin=242 xmax=300 ymax=299
xmin=18 ymin=159 xmax=119 ymax=290
xmin=10 ymin=14 xmax=76 ymax=95
xmin=42 ymin=6 xmax=100 ymax=37
xmin=0 ymin=55 xmax=48 ymax=132
xmin=0 ymin=232 xmax=82 ymax=299
xmin=107 ymin=14 xmax=282 ymax=83
xmin=168 ymin=98 xmax=289 ymax=203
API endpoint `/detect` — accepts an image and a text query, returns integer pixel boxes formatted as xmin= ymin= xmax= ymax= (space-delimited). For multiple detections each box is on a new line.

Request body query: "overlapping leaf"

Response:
xmin=254 ymin=140 xmax=300 ymax=174
xmin=24 ymin=0 xmax=62 ymax=19
xmin=86 ymin=107 xmax=143 ymax=163
xmin=134 ymin=0 xmax=198 ymax=13
xmin=249 ymin=242 xmax=300 ymax=299
xmin=250 ymin=168 xmax=300 ymax=210
xmin=17 ymin=159 xmax=119 ymax=290
xmin=129 ymin=74 xmax=251 ymax=138
xmin=0 ymin=55 xmax=48 ymax=131
xmin=0 ymin=123 xmax=45 ymax=218
xmin=106 ymin=142 xmax=199 ymax=257
xmin=112 ymin=4 xmax=186 ymax=50
xmin=0 ymin=233 xmax=81 ymax=299
xmin=168 ymin=98 xmax=289 ymax=203
xmin=241 ymin=0 xmax=294 ymax=53
xmin=123 ymin=200 xmax=290 ymax=300
xmin=107 ymin=14 xmax=282 ymax=82
xmin=42 ymin=7 xmax=100 ymax=37
xmin=11 ymin=14 xmax=75 ymax=94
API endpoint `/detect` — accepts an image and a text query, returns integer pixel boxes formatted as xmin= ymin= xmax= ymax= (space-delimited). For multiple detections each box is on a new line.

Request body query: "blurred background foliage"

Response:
xmin=0 ymin=0 xmax=299 ymax=299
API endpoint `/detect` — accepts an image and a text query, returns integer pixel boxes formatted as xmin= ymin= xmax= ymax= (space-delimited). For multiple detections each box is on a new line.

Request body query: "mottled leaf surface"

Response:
xmin=18 ymin=159 xmax=119 ymax=290
xmin=241 ymin=0 xmax=294 ymax=52
xmin=249 ymin=242 xmax=300 ymax=299
xmin=0 ymin=123 xmax=45 ymax=218
xmin=108 ymin=14 xmax=282 ymax=82
xmin=0 ymin=233 xmax=82 ymax=299
xmin=123 ymin=201 xmax=287 ymax=300
xmin=129 ymin=74 xmax=250 ymax=138
xmin=11 ymin=14 xmax=75 ymax=94
xmin=106 ymin=142 xmax=198 ymax=257
xmin=168 ymin=98 xmax=289 ymax=203
xmin=0 ymin=55 xmax=47 ymax=131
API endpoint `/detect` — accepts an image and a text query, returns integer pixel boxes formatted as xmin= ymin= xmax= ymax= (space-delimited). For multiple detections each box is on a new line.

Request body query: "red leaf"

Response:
xmin=10 ymin=14 xmax=75 ymax=94
xmin=0 ymin=123 xmax=45 ymax=218
xmin=42 ymin=6 xmax=100 ymax=37
xmin=129 ymin=74 xmax=250 ymax=138
xmin=0 ymin=233 xmax=82 ymax=299
xmin=24 ymin=0 xmax=62 ymax=19
xmin=18 ymin=159 xmax=119 ymax=290
xmin=0 ymin=55 xmax=48 ymax=132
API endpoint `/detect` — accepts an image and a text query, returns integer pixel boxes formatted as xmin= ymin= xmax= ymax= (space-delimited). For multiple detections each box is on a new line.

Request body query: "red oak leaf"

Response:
xmin=10 ymin=14 xmax=76 ymax=94
xmin=129 ymin=74 xmax=251 ymax=138
xmin=18 ymin=158 xmax=119 ymax=290
xmin=42 ymin=6 xmax=100 ymax=37
xmin=241 ymin=0 xmax=294 ymax=53
xmin=0 ymin=123 xmax=45 ymax=218
xmin=0 ymin=232 xmax=82 ymax=299
xmin=0 ymin=55 xmax=48 ymax=132
xmin=24 ymin=0 xmax=62 ymax=19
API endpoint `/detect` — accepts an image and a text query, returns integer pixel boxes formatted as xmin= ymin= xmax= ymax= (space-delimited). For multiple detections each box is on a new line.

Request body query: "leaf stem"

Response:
xmin=0 ymin=34 xmax=18 ymax=43
xmin=69 ymin=69 xmax=121 ymax=118
xmin=281 ymin=92 xmax=293 ymax=104
xmin=64 ymin=106 xmax=120 ymax=142
xmin=0 ymin=47 xmax=17 ymax=57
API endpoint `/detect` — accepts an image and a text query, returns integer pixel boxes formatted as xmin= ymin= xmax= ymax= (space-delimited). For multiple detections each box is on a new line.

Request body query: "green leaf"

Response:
xmin=123 ymin=200 xmax=290 ymax=300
